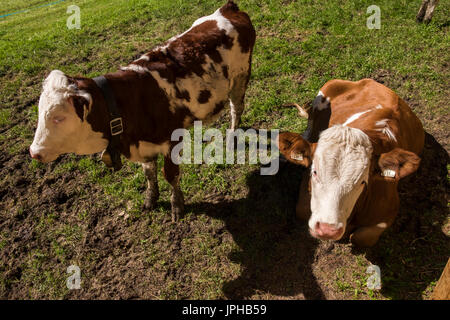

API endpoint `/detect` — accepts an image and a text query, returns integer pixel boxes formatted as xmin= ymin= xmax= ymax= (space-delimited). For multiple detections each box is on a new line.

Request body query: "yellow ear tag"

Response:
xmin=291 ymin=152 xmax=304 ymax=161
xmin=382 ymin=169 xmax=396 ymax=178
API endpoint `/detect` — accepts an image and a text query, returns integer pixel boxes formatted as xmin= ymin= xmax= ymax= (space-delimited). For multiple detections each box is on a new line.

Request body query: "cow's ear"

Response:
xmin=68 ymin=94 xmax=90 ymax=121
xmin=277 ymin=132 xmax=314 ymax=167
xmin=378 ymin=148 xmax=421 ymax=179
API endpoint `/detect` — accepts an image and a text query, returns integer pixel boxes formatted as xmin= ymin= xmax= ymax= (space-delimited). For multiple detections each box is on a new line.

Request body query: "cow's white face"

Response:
xmin=30 ymin=70 xmax=107 ymax=162
xmin=308 ymin=125 xmax=372 ymax=240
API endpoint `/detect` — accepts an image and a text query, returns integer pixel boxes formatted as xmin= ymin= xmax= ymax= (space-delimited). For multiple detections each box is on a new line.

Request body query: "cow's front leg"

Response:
xmin=349 ymin=223 xmax=388 ymax=247
xmin=296 ymin=170 xmax=312 ymax=221
xmin=142 ymin=157 xmax=159 ymax=210
xmin=162 ymin=155 xmax=184 ymax=222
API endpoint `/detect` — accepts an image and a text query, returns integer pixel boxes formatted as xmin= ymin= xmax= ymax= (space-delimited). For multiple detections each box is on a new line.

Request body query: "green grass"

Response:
xmin=0 ymin=108 xmax=11 ymax=127
xmin=0 ymin=0 xmax=449 ymax=300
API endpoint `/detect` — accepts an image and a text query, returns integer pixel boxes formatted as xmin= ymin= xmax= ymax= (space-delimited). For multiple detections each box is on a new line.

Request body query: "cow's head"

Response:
xmin=278 ymin=124 xmax=420 ymax=241
xmin=30 ymin=70 xmax=107 ymax=162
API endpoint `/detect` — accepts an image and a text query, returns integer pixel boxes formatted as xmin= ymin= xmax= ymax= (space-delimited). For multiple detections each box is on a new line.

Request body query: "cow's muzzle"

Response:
xmin=29 ymin=147 xmax=43 ymax=161
xmin=310 ymin=222 xmax=344 ymax=241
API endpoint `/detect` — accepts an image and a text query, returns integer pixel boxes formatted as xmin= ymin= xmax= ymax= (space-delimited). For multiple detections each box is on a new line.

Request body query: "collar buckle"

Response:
xmin=110 ymin=117 xmax=123 ymax=136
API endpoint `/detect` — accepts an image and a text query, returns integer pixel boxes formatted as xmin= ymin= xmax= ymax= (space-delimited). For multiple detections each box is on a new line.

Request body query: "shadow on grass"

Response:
xmin=187 ymin=161 xmax=325 ymax=299
xmin=185 ymin=132 xmax=448 ymax=300
xmin=353 ymin=132 xmax=449 ymax=299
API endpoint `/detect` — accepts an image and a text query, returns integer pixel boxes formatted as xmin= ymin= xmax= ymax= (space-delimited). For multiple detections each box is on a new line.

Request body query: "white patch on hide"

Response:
xmin=120 ymin=64 xmax=150 ymax=74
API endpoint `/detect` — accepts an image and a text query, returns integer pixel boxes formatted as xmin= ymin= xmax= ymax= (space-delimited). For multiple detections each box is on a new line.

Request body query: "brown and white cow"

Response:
xmin=29 ymin=1 xmax=255 ymax=221
xmin=278 ymin=79 xmax=424 ymax=247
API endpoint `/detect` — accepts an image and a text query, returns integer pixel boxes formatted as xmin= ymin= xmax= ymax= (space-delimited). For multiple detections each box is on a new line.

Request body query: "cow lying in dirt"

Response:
xmin=278 ymin=79 xmax=424 ymax=247
xmin=29 ymin=1 xmax=255 ymax=221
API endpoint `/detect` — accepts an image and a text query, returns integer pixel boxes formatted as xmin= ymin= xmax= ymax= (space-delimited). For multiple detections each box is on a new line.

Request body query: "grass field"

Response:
xmin=0 ymin=0 xmax=449 ymax=299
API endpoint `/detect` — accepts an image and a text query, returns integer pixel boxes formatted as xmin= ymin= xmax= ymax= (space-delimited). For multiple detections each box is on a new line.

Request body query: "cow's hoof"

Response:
xmin=170 ymin=194 xmax=184 ymax=222
xmin=143 ymin=201 xmax=156 ymax=211
xmin=143 ymin=190 xmax=159 ymax=211
xmin=172 ymin=203 xmax=184 ymax=222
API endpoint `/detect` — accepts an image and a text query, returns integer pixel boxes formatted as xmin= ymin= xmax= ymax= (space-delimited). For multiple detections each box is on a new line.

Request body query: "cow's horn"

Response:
xmin=279 ymin=103 xmax=309 ymax=119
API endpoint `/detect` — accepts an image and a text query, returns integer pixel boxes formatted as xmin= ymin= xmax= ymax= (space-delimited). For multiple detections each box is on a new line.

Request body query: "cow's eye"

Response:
xmin=53 ymin=116 xmax=65 ymax=124
xmin=313 ymin=170 xmax=317 ymax=177
xmin=361 ymin=181 xmax=366 ymax=186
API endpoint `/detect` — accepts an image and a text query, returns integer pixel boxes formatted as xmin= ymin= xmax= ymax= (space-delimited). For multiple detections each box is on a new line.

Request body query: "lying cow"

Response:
xmin=278 ymin=79 xmax=424 ymax=247
xmin=29 ymin=1 xmax=256 ymax=221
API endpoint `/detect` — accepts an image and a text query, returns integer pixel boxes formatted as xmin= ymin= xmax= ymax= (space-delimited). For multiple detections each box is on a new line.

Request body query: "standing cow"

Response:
xmin=278 ymin=79 xmax=424 ymax=247
xmin=29 ymin=1 xmax=256 ymax=221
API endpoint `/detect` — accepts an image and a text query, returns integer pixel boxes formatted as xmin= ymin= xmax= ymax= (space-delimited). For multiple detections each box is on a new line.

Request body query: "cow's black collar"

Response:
xmin=92 ymin=75 xmax=123 ymax=171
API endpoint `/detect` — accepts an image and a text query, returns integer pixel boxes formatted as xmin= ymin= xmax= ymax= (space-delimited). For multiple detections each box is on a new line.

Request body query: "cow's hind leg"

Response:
xmin=229 ymin=72 xmax=249 ymax=131
xmin=142 ymin=157 xmax=159 ymax=210
xmin=163 ymin=154 xmax=184 ymax=222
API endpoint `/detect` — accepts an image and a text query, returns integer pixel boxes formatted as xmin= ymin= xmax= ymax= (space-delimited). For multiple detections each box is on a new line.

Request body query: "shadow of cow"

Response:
xmin=187 ymin=161 xmax=325 ymax=299
xmin=186 ymin=131 xmax=448 ymax=300
xmin=356 ymin=132 xmax=449 ymax=299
